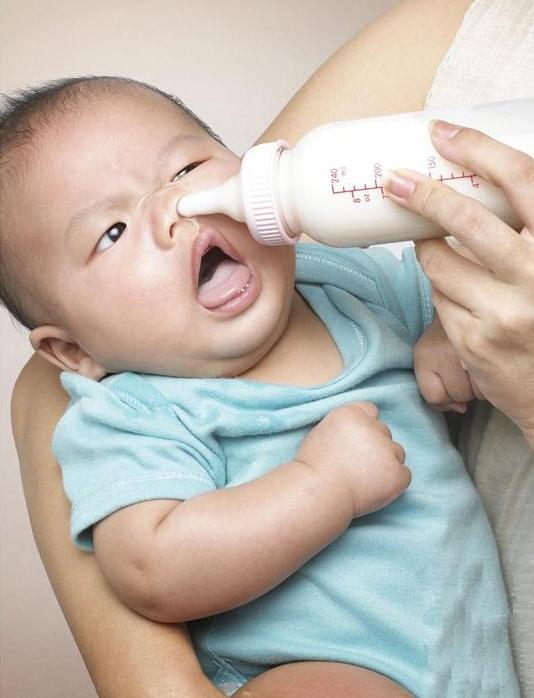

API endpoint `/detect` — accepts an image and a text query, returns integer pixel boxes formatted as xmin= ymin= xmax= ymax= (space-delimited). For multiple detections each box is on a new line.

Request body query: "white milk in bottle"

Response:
xmin=177 ymin=99 xmax=534 ymax=247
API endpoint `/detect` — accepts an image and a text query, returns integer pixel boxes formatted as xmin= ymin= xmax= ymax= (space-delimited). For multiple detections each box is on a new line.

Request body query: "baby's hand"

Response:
xmin=414 ymin=318 xmax=478 ymax=413
xmin=295 ymin=402 xmax=411 ymax=518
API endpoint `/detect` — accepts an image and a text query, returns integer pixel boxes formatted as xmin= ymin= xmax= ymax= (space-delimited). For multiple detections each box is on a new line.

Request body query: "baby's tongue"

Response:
xmin=197 ymin=258 xmax=250 ymax=309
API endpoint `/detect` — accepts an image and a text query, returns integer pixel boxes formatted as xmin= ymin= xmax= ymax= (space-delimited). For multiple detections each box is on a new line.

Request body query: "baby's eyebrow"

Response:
xmin=66 ymin=134 xmax=194 ymax=234
xmin=68 ymin=200 xmax=117 ymax=231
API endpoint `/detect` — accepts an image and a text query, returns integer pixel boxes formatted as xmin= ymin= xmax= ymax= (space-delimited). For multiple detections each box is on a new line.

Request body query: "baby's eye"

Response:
xmin=95 ymin=222 xmax=126 ymax=253
xmin=172 ymin=162 xmax=202 ymax=182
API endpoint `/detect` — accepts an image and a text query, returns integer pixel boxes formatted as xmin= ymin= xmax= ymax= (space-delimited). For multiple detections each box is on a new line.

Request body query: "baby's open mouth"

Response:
xmin=198 ymin=246 xmax=232 ymax=286
xmin=197 ymin=245 xmax=253 ymax=310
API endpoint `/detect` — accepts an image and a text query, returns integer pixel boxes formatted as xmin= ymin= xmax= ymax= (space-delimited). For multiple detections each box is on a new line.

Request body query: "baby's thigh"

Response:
xmin=233 ymin=661 xmax=413 ymax=698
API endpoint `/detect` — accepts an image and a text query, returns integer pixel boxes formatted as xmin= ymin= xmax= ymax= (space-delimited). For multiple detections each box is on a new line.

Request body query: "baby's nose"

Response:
xmin=145 ymin=186 xmax=181 ymax=247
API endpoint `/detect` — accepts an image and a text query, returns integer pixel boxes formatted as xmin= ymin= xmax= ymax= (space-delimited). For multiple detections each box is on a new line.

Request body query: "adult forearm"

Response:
xmin=127 ymin=458 xmax=354 ymax=623
xmin=11 ymin=355 xmax=220 ymax=697
xmin=257 ymin=0 xmax=473 ymax=146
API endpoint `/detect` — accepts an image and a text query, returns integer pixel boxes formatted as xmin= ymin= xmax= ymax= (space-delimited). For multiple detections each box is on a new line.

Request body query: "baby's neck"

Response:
xmin=238 ymin=291 xmax=343 ymax=387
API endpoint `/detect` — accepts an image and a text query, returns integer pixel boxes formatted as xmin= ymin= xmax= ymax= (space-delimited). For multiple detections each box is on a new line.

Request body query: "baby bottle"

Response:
xmin=177 ymin=98 xmax=534 ymax=247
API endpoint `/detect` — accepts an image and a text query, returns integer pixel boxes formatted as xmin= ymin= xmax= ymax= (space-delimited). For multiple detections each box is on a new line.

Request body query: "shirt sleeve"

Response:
xmin=362 ymin=245 xmax=435 ymax=343
xmin=53 ymin=372 xmax=224 ymax=551
xmin=297 ymin=243 xmax=434 ymax=344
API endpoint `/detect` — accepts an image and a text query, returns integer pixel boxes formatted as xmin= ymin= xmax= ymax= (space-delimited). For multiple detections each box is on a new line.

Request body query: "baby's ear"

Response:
xmin=29 ymin=325 xmax=107 ymax=381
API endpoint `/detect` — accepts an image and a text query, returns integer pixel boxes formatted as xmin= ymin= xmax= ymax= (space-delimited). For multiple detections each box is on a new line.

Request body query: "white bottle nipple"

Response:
xmin=177 ymin=176 xmax=246 ymax=221
xmin=177 ymin=140 xmax=297 ymax=246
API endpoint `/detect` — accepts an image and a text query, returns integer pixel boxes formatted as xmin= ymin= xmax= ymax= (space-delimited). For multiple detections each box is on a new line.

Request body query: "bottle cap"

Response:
xmin=240 ymin=140 xmax=297 ymax=245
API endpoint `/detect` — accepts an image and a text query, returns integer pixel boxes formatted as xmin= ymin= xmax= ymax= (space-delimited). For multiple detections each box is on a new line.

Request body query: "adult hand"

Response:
xmin=383 ymin=120 xmax=534 ymax=447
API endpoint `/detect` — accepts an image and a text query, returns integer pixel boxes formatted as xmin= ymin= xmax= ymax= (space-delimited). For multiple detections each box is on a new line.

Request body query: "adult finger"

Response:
xmin=428 ymin=120 xmax=534 ymax=231
xmin=415 ymin=238 xmax=503 ymax=312
xmin=427 ymin=287 xmax=473 ymax=359
xmin=469 ymin=375 xmax=486 ymax=401
xmin=428 ymin=292 xmax=484 ymax=401
xmin=383 ymin=167 xmax=522 ymax=279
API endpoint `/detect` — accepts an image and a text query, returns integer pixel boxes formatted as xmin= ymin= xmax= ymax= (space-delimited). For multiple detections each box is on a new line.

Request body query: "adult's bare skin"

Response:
xmin=11 ymin=356 xmax=223 ymax=698
xmin=235 ymin=662 xmax=413 ymax=698
xmin=10 ymin=1 xmax=473 ymax=695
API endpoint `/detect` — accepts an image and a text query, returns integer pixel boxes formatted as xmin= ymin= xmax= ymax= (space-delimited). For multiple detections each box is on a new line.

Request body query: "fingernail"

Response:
xmin=383 ymin=171 xmax=416 ymax=199
xmin=449 ymin=402 xmax=467 ymax=414
xmin=429 ymin=119 xmax=461 ymax=140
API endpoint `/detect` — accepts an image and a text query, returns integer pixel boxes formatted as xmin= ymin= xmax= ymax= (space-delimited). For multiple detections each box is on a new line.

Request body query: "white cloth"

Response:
xmin=425 ymin=0 xmax=534 ymax=108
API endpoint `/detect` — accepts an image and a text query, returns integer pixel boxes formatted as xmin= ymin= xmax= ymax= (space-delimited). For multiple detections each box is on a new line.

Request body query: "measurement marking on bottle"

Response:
xmin=331 ymin=171 xmax=479 ymax=202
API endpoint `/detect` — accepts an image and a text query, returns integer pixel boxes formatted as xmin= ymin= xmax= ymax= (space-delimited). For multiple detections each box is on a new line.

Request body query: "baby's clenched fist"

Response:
xmin=296 ymin=402 xmax=411 ymax=518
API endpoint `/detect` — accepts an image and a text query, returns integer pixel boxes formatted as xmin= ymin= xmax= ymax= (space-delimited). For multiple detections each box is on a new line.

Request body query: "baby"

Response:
xmin=0 ymin=76 xmax=518 ymax=698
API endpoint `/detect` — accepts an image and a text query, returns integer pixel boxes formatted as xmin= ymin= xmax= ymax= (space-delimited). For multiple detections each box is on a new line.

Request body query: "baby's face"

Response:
xmin=21 ymin=89 xmax=295 ymax=379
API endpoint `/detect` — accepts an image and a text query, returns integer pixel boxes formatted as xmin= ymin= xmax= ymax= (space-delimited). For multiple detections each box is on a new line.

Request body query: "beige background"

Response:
xmin=0 ymin=1 xmax=398 ymax=695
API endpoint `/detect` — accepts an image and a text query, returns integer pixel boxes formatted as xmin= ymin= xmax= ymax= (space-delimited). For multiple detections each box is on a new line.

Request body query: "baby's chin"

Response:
xmin=99 ymin=286 xmax=293 ymax=380
xmin=101 ymin=346 xmax=270 ymax=380
xmin=187 ymin=347 xmax=278 ymax=380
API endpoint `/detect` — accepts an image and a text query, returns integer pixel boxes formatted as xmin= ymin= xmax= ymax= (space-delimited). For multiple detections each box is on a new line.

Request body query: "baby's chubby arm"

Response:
xmin=93 ymin=402 xmax=410 ymax=624
xmin=414 ymin=315 xmax=478 ymax=413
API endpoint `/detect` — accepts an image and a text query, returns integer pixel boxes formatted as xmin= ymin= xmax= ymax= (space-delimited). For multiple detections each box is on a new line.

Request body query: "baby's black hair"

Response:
xmin=0 ymin=75 xmax=223 ymax=331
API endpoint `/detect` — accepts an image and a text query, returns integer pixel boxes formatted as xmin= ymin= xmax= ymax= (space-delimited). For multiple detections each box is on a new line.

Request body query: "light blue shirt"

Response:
xmin=53 ymin=244 xmax=518 ymax=697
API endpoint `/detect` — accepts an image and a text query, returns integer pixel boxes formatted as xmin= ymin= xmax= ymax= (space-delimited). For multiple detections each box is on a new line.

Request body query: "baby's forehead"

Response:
xmin=33 ymin=88 xmax=197 ymax=169
xmin=10 ymin=84 xmax=177 ymax=162
xmin=77 ymin=82 xmax=182 ymax=113
xmin=58 ymin=84 xmax=191 ymax=130
xmin=2 ymin=83 xmax=204 ymax=223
